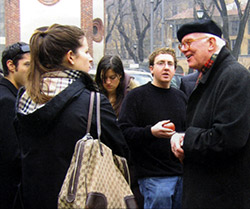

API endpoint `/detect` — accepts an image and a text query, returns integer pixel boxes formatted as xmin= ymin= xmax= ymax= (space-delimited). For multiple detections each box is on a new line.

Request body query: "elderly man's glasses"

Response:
xmin=178 ymin=36 xmax=208 ymax=50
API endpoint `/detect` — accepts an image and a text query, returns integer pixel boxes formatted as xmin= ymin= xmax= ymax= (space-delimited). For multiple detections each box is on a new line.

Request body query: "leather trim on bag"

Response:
xmin=113 ymin=155 xmax=130 ymax=184
xmin=85 ymin=192 xmax=107 ymax=209
xmin=124 ymin=195 xmax=138 ymax=209
xmin=66 ymin=140 xmax=85 ymax=202
xmin=121 ymin=157 xmax=130 ymax=185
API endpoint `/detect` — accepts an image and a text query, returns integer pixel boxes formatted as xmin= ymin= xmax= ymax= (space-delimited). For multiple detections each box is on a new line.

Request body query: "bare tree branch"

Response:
xmin=234 ymin=0 xmax=242 ymax=19
xmin=213 ymin=0 xmax=230 ymax=45
xmin=232 ymin=0 xmax=250 ymax=59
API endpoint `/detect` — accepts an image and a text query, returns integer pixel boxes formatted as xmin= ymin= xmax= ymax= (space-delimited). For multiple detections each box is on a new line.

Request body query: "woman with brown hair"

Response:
xmin=95 ymin=55 xmax=137 ymax=117
xmin=14 ymin=24 xmax=130 ymax=209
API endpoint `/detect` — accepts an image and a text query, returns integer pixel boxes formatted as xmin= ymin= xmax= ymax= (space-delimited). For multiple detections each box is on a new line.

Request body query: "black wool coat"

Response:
xmin=0 ymin=77 xmax=21 ymax=208
xmin=182 ymin=46 xmax=250 ymax=208
xmin=15 ymin=76 xmax=130 ymax=209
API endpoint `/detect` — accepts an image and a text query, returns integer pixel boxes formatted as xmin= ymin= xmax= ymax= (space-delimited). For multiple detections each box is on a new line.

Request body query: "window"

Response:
xmin=92 ymin=18 xmax=104 ymax=43
xmin=248 ymin=19 xmax=250 ymax=35
xmin=231 ymin=39 xmax=241 ymax=54
xmin=172 ymin=42 xmax=183 ymax=57
xmin=248 ymin=39 xmax=250 ymax=55
xmin=172 ymin=24 xmax=181 ymax=39
xmin=172 ymin=5 xmax=178 ymax=16
xmin=230 ymin=20 xmax=239 ymax=36
xmin=231 ymin=39 xmax=236 ymax=50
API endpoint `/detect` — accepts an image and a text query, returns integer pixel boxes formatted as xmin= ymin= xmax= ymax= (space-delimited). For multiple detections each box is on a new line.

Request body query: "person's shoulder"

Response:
xmin=181 ymin=71 xmax=199 ymax=81
xmin=81 ymin=89 xmax=109 ymax=104
xmin=222 ymin=59 xmax=249 ymax=80
xmin=0 ymin=79 xmax=17 ymax=98
xmin=171 ymin=86 xmax=186 ymax=95
xmin=127 ymin=77 xmax=139 ymax=90
xmin=129 ymin=82 xmax=149 ymax=93
xmin=0 ymin=76 xmax=9 ymax=85
xmin=170 ymin=87 xmax=188 ymax=101
xmin=124 ymin=83 xmax=149 ymax=101
xmin=0 ymin=89 xmax=16 ymax=109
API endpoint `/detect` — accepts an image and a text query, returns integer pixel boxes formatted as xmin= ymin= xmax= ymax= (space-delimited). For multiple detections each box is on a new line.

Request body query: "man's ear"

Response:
xmin=208 ymin=37 xmax=216 ymax=51
xmin=6 ymin=60 xmax=16 ymax=73
xmin=149 ymin=65 xmax=154 ymax=73
xmin=65 ymin=50 xmax=75 ymax=65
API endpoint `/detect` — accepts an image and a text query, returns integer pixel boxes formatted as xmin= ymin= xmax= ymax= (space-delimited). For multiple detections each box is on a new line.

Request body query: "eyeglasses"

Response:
xmin=154 ymin=61 xmax=174 ymax=68
xmin=178 ymin=36 xmax=208 ymax=51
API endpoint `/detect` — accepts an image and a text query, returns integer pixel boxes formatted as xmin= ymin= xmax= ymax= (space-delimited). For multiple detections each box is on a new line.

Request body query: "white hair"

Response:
xmin=204 ymin=33 xmax=226 ymax=53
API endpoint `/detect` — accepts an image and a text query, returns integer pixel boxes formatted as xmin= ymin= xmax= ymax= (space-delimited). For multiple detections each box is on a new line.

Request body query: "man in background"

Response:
xmin=0 ymin=42 xmax=30 ymax=209
xmin=119 ymin=47 xmax=187 ymax=209
xmin=179 ymin=70 xmax=199 ymax=98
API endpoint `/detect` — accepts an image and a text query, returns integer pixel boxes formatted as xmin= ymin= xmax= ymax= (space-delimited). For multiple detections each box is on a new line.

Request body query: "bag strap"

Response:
xmin=66 ymin=92 xmax=103 ymax=201
xmin=86 ymin=91 xmax=103 ymax=155
xmin=96 ymin=92 xmax=101 ymax=141
xmin=86 ymin=92 xmax=95 ymax=134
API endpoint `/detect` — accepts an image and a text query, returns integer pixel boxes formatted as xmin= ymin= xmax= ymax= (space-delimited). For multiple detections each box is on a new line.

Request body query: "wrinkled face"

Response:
xmin=150 ymin=53 xmax=176 ymax=88
xmin=102 ymin=69 xmax=121 ymax=95
xmin=72 ymin=37 xmax=93 ymax=73
xmin=14 ymin=53 xmax=30 ymax=88
xmin=179 ymin=33 xmax=210 ymax=70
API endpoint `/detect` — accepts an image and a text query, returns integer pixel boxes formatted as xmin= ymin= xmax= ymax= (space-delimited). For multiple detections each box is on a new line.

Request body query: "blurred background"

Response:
xmin=1 ymin=0 xmax=250 ymax=76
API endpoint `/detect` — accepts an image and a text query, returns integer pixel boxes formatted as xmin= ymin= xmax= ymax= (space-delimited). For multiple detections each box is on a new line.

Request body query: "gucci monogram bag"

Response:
xmin=58 ymin=92 xmax=137 ymax=209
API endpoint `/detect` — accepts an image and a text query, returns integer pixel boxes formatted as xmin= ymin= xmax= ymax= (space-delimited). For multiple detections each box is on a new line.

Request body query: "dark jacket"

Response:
xmin=0 ymin=77 xmax=21 ymax=209
xmin=183 ymin=46 xmax=250 ymax=208
xmin=179 ymin=70 xmax=199 ymax=98
xmin=15 ymin=75 xmax=130 ymax=209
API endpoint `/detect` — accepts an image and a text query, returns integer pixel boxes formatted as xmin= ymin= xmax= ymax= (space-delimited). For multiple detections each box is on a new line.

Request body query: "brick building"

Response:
xmin=1 ymin=0 xmax=105 ymax=65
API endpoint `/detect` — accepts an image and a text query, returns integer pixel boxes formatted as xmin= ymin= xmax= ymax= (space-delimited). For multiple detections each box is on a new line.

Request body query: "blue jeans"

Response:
xmin=138 ymin=176 xmax=183 ymax=209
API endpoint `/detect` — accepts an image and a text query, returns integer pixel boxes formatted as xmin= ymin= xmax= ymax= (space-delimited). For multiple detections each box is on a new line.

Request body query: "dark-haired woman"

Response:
xmin=14 ymin=24 xmax=130 ymax=209
xmin=95 ymin=55 xmax=137 ymax=117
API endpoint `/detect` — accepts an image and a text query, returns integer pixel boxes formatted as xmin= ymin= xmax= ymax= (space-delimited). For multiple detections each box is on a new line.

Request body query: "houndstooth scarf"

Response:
xmin=19 ymin=70 xmax=81 ymax=115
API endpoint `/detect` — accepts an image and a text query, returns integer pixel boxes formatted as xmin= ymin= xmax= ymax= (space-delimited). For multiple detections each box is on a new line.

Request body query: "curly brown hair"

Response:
xmin=148 ymin=47 xmax=177 ymax=68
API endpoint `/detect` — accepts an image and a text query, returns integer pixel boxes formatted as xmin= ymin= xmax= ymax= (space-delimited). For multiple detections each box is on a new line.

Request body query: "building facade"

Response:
xmin=1 ymin=0 xmax=105 ymax=65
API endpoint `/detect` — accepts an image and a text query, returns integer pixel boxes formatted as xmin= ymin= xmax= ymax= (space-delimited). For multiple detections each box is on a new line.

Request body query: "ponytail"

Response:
xmin=26 ymin=24 xmax=86 ymax=104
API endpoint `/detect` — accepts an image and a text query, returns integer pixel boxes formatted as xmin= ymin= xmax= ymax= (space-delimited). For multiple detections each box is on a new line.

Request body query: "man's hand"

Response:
xmin=170 ymin=133 xmax=185 ymax=163
xmin=151 ymin=120 xmax=176 ymax=138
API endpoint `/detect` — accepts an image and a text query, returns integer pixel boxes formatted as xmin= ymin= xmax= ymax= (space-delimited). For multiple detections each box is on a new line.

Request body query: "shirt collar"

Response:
xmin=200 ymin=53 xmax=217 ymax=74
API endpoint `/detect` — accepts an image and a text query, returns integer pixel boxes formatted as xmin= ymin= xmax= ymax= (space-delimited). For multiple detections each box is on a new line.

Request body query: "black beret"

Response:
xmin=177 ymin=19 xmax=222 ymax=42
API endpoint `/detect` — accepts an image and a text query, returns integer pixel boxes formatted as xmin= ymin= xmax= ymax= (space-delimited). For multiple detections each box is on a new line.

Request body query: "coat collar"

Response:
xmin=16 ymin=77 xmax=87 ymax=132
xmin=0 ymin=76 xmax=18 ymax=96
xmin=199 ymin=46 xmax=233 ymax=85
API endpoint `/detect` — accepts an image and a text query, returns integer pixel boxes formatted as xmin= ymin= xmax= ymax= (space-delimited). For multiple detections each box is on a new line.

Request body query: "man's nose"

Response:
xmin=163 ymin=63 xmax=170 ymax=69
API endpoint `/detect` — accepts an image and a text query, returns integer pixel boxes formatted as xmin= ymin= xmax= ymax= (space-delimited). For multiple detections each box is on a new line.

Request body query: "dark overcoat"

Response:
xmin=0 ymin=77 xmax=21 ymax=208
xmin=183 ymin=47 xmax=250 ymax=208
xmin=180 ymin=70 xmax=199 ymax=98
xmin=15 ymin=76 xmax=130 ymax=209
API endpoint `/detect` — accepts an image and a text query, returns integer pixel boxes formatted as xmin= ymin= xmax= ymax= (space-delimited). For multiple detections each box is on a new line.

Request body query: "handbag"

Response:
xmin=58 ymin=92 xmax=138 ymax=209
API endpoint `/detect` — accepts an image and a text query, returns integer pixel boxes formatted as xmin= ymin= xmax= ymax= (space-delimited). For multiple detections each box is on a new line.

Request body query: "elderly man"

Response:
xmin=171 ymin=19 xmax=250 ymax=208
xmin=0 ymin=42 xmax=30 ymax=208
